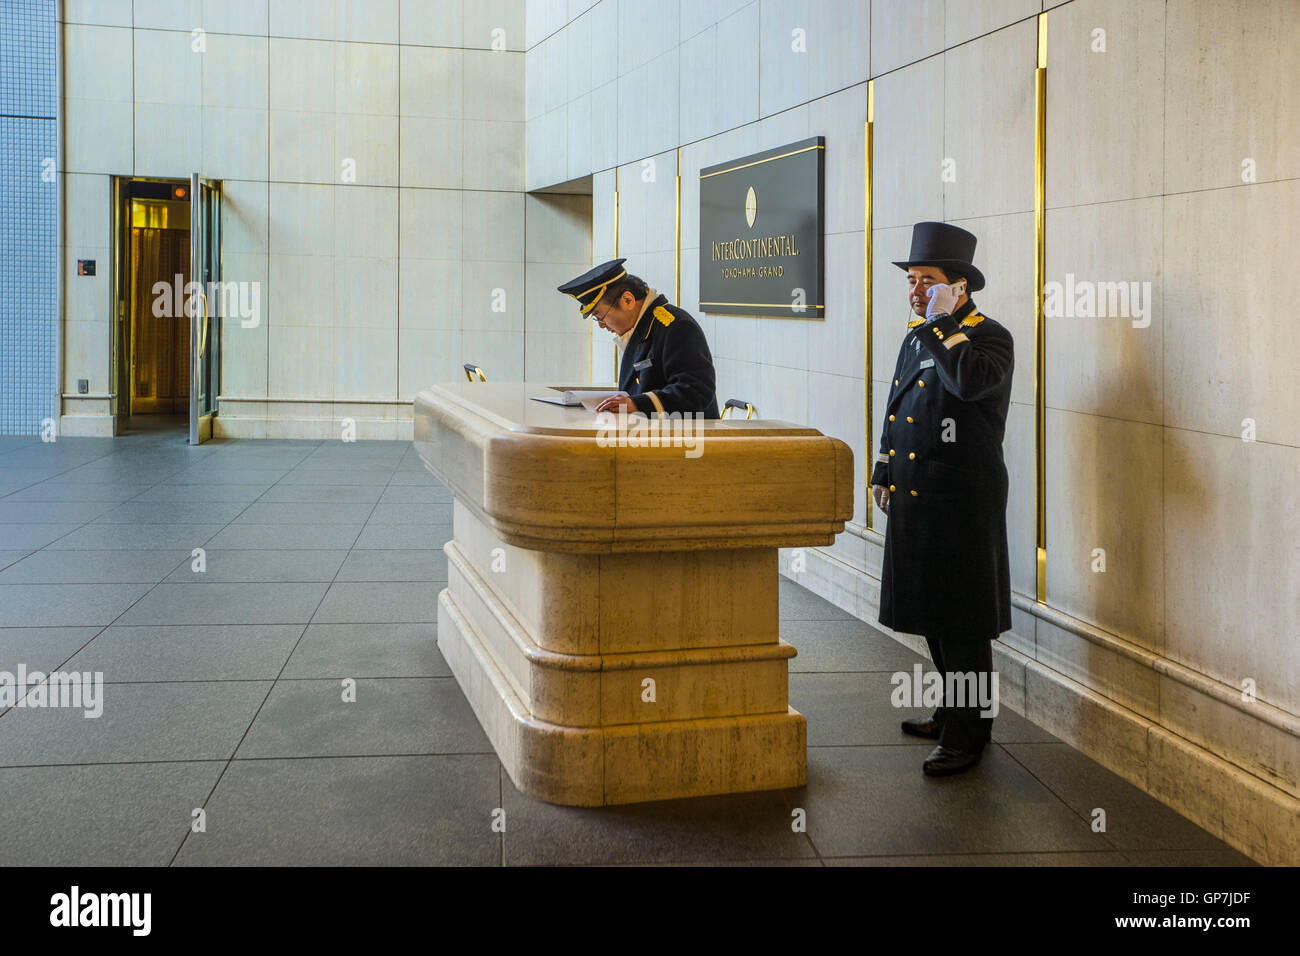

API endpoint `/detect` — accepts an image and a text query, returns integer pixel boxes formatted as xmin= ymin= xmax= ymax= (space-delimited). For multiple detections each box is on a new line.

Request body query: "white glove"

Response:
xmin=925 ymin=282 xmax=960 ymax=319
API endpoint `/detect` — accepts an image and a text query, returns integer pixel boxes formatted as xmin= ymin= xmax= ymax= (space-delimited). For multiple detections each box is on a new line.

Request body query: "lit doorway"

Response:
xmin=110 ymin=174 xmax=222 ymax=443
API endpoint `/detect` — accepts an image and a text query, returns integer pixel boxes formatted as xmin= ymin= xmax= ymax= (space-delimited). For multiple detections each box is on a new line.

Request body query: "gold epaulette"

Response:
xmin=910 ymin=313 xmax=981 ymax=330
xmin=653 ymin=306 xmax=675 ymax=327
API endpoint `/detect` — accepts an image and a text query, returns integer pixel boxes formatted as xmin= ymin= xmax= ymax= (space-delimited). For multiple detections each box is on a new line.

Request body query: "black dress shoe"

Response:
xmin=900 ymin=716 xmax=944 ymax=739
xmin=922 ymin=745 xmax=983 ymax=776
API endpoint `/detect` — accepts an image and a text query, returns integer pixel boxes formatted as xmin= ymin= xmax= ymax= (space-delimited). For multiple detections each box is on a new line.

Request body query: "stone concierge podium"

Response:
xmin=414 ymin=382 xmax=853 ymax=806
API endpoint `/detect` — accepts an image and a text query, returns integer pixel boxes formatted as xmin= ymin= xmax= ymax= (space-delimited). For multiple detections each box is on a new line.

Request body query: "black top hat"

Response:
xmin=891 ymin=221 xmax=985 ymax=292
xmin=557 ymin=258 xmax=627 ymax=315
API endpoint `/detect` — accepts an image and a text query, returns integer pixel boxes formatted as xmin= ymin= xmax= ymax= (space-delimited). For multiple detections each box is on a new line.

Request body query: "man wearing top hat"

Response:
xmin=557 ymin=258 xmax=720 ymax=418
xmin=870 ymin=221 xmax=1014 ymax=776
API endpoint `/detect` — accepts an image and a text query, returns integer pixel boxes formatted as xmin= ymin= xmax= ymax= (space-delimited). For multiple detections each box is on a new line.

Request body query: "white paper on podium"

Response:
xmin=531 ymin=389 xmax=625 ymax=410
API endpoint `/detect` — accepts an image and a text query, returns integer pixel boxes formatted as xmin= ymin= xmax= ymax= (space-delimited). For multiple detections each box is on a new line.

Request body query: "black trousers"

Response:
xmin=923 ymin=634 xmax=995 ymax=753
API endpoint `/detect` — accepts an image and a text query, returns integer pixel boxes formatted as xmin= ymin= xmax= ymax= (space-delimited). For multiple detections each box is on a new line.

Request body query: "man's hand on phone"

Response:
xmin=872 ymin=483 xmax=890 ymax=516
xmin=925 ymin=282 xmax=960 ymax=319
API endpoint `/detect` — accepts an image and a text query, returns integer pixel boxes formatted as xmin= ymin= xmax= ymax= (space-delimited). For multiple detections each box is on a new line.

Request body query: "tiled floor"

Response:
xmin=0 ymin=428 xmax=1255 ymax=866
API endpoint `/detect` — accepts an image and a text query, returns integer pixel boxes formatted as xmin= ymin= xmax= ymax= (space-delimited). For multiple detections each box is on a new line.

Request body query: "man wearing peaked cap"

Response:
xmin=871 ymin=221 xmax=1014 ymax=777
xmin=558 ymin=258 xmax=720 ymax=418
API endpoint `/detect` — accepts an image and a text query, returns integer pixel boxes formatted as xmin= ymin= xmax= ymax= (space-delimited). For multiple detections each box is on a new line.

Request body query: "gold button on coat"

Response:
xmin=918 ymin=379 xmax=925 ymax=387
xmin=908 ymin=452 xmax=916 ymax=459
xmin=889 ymin=449 xmax=895 ymax=456
xmin=911 ymin=490 xmax=918 ymax=496
xmin=888 ymin=414 xmax=895 ymax=421
xmin=889 ymin=484 xmax=895 ymax=492
xmin=906 ymin=416 xmax=914 ymax=423
xmin=894 ymin=378 xmax=899 ymax=385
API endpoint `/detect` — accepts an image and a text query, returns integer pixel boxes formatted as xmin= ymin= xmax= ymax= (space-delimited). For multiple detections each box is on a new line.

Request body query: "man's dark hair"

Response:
xmin=599 ymin=273 xmax=649 ymax=305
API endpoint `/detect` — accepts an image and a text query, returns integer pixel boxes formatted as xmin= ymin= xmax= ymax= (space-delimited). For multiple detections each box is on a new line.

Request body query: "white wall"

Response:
xmin=60 ymin=0 xmax=590 ymax=439
xmin=526 ymin=0 xmax=1300 ymax=863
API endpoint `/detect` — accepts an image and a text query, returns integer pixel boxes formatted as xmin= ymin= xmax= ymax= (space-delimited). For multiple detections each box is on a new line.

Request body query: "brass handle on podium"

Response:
xmin=722 ymin=398 xmax=756 ymax=421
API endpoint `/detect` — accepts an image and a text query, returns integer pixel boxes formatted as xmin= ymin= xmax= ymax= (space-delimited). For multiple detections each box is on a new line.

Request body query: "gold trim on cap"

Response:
xmin=575 ymin=269 xmax=628 ymax=314
xmin=575 ymin=269 xmax=626 ymax=301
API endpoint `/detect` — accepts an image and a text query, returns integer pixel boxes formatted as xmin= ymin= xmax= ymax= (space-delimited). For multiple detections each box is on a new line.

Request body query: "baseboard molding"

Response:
xmin=213 ymin=398 xmax=415 ymax=440
xmin=214 ymin=417 xmax=415 ymax=440
xmin=54 ymin=404 xmax=417 ymax=441
xmin=781 ymin=531 xmax=1300 ymax=866
xmin=57 ymin=414 xmax=114 ymax=437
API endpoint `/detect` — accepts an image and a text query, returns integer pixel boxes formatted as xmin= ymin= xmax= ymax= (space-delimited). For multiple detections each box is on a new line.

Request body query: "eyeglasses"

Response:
xmin=591 ymin=302 xmax=611 ymax=323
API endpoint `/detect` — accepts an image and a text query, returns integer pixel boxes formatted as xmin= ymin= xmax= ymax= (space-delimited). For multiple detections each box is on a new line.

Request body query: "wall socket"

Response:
xmin=77 ymin=379 xmax=88 ymax=394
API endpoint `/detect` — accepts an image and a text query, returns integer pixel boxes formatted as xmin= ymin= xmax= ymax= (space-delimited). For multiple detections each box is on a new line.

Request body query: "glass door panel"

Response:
xmin=188 ymin=174 xmax=221 ymax=444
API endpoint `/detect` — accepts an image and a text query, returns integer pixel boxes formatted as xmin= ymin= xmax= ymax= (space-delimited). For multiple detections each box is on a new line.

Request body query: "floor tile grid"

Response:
xmin=776 ymin=593 xmax=1254 ymax=865
xmin=0 ymin=442 xmax=341 ymax=644
xmin=0 ymin=439 xmax=335 ymax=700
xmin=2 ymin=439 xmax=472 ymax=866
xmin=992 ymin=742 xmax=1140 ymax=860
xmin=4 ymin=431 xmax=227 ymax=472
xmin=771 ymin=608 xmax=878 ymax=867
xmin=0 ymin=622 xmax=109 ymax=720
xmin=164 ymin=447 xmax=484 ymax=866
xmin=0 ymin=436 xmax=189 ymax=556
xmin=0 ymin=438 xmax=236 ymax=722
xmin=0 ymin=438 xmax=36 ymax=457
xmin=0 ymin=438 xmax=354 ymax=865
xmin=0 ymin=440 xmax=385 ymax=751
xmin=0 ymin=438 xmax=1255 ymax=866
xmin=776 ymin=593 xmax=1120 ymax=864
xmin=0 ymin=436 xmax=298 ymax=873
xmin=0 ymin=431 xmax=254 ymax=514
xmin=163 ymin=442 xmax=406 ymax=865
xmin=0 ymin=437 xmax=123 ymax=466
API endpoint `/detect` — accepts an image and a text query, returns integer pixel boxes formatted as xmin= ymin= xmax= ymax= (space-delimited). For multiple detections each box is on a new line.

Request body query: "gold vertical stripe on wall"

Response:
xmin=864 ymin=81 xmax=875 ymax=533
xmin=675 ymin=148 xmax=682 ymax=304
xmin=613 ymin=167 xmax=620 ymax=383
xmin=589 ymin=185 xmax=595 ymax=383
xmin=1034 ymin=13 xmax=1048 ymax=603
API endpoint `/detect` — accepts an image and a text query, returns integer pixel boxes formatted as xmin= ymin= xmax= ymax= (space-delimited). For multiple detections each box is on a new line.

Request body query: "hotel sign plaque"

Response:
xmin=698 ymin=136 xmax=825 ymax=319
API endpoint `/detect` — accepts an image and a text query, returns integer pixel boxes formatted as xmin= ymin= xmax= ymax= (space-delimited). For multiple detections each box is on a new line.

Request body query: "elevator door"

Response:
xmin=189 ymin=174 xmax=221 ymax=444
xmin=128 ymin=205 xmax=189 ymax=414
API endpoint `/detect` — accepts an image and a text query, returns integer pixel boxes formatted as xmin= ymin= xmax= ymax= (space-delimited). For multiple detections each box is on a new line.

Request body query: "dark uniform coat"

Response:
xmin=619 ymin=293 xmax=720 ymax=418
xmin=870 ymin=298 xmax=1014 ymax=642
